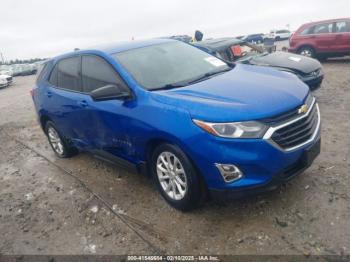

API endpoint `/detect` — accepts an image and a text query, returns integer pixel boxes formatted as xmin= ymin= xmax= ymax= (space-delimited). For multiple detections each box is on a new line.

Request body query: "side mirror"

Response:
xmin=90 ymin=84 xmax=131 ymax=101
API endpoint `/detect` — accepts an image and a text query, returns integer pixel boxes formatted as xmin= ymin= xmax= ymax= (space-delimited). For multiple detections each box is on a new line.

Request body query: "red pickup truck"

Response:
xmin=289 ymin=18 xmax=350 ymax=59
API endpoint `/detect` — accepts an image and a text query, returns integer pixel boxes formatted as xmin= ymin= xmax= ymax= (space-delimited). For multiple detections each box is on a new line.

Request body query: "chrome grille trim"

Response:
xmin=263 ymin=98 xmax=321 ymax=152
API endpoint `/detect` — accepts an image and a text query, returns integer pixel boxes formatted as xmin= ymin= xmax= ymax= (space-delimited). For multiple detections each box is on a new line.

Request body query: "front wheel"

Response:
xmin=151 ymin=144 xmax=202 ymax=211
xmin=298 ymin=46 xmax=315 ymax=58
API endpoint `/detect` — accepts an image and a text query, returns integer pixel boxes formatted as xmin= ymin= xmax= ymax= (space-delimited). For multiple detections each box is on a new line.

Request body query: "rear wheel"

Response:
xmin=45 ymin=121 xmax=77 ymax=158
xmin=298 ymin=46 xmax=315 ymax=58
xmin=151 ymin=143 xmax=202 ymax=211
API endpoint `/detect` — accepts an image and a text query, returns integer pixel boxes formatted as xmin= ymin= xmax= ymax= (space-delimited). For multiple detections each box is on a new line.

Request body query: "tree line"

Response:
xmin=0 ymin=58 xmax=47 ymax=65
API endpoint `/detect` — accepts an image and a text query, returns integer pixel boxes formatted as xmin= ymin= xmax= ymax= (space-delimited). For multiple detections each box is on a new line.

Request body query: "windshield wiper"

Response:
xmin=187 ymin=67 xmax=232 ymax=85
xmin=150 ymin=66 xmax=233 ymax=91
xmin=150 ymin=83 xmax=186 ymax=91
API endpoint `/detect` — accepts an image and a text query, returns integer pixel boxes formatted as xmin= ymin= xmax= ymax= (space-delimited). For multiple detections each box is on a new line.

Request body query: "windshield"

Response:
xmin=113 ymin=41 xmax=230 ymax=90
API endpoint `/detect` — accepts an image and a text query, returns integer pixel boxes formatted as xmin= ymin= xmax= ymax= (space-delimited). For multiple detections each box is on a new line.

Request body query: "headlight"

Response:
xmin=193 ymin=119 xmax=268 ymax=138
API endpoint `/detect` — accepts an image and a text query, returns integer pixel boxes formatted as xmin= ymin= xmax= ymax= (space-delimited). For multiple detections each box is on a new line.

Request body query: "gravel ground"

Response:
xmin=0 ymin=58 xmax=349 ymax=255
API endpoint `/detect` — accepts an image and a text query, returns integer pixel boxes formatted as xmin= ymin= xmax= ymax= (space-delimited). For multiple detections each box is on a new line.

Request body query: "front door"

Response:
xmin=79 ymin=54 xmax=135 ymax=161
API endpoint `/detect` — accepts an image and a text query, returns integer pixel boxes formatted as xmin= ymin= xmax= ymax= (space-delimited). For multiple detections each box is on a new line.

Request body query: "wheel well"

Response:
xmin=145 ymin=138 xmax=170 ymax=163
xmin=40 ymin=115 xmax=51 ymax=132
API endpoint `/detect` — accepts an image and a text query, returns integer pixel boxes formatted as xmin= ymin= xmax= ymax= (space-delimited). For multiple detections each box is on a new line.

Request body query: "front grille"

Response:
xmin=270 ymin=102 xmax=319 ymax=149
xmin=302 ymin=69 xmax=319 ymax=78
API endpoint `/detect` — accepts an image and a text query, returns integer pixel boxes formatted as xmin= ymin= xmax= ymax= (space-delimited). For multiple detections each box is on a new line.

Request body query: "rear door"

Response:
xmin=312 ymin=22 xmax=337 ymax=52
xmin=47 ymin=56 xmax=91 ymax=147
xmin=334 ymin=20 xmax=350 ymax=52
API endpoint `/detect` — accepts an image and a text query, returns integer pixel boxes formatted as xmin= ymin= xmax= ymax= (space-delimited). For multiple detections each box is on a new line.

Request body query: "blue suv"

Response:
xmin=32 ymin=39 xmax=321 ymax=210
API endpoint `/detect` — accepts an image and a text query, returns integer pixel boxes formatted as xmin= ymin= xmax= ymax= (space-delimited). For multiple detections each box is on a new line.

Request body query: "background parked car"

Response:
xmin=18 ymin=64 xmax=33 ymax=76
xmin=0 ymin=65 xmax=14 ymax=76
xmin=163 ymin=35 xmax=192 ymax=43
xmin=193 ymin=37 xmax=324 ymax=90
xmin=267 ymin=29 xmax=292 ymax=41
xmin=0 ymin=75 xmax=9 ymax=89
xmin=241 ymin=33 xmax=264 ymax=43
xmin=289 ymin=18 xmax=350 ymax=59
xmin=10 ymin=64 xmax=22 ymax=76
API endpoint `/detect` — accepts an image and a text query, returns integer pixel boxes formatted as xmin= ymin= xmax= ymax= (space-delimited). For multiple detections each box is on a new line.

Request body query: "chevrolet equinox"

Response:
xmin=32 ymin=39 xmax=321 ymax=210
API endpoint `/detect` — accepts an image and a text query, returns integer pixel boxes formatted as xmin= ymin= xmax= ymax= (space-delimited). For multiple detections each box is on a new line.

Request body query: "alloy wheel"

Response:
xmin=300 ymin=49 xmax=312 ymax=57
xmin=156 ymin=151 xmax=187 ymax=200
xmin=47 ymin=127 xmax=64 ymax=156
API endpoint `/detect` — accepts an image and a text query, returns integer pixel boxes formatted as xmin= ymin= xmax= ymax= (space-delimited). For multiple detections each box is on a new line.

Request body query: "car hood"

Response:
xmin=245 ymin=52 xmax=321 ymax=74
xmin=151 ymin=64 xmax=309 ymax=122
xmin=0 ymin=75 xmax=10 ymax=80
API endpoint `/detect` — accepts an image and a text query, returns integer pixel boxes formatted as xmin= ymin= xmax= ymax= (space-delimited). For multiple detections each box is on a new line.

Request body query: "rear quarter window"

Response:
xmin=48 ymin=64 xmax=58 ymax=86
xmin=35 ymin=62 xmax=50 ymax=84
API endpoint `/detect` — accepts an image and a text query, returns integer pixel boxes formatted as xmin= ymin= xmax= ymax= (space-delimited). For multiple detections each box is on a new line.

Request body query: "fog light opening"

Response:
xmin=215 ymin=164 xmax=243 ymax=183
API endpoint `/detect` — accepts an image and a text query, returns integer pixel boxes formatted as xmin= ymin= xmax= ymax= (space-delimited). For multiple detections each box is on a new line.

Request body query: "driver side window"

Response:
xmin=81 ymin=55 xmax=127 ymax=93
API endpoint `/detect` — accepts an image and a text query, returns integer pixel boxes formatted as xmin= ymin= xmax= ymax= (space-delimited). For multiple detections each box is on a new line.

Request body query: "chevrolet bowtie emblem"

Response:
xmin=298 ymin=104 xmax=308 ymax=114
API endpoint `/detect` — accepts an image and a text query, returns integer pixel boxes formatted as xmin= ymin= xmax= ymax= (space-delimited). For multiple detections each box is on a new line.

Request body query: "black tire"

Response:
xmin=275 ymin=36 xmax=281 ymax=41
xmin=298 ymin=46 xmax=315 ymax=58
xmin=45 ymin=121 xmax=77 ymax=158
xmin=151 ymin=143 xmax=202 ymax=211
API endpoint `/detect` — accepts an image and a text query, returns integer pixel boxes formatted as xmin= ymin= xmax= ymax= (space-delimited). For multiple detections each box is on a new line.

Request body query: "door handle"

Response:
xmin=47 ymin=91 xmax=52 ymax=98
xmin=78 ymin=100 xmax=88 ymax=107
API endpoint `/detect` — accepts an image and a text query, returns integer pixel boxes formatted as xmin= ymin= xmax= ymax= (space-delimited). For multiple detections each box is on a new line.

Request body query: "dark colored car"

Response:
xmin=241 ymin=34 xmax=264 ymax=44
xmin=289 ymin=18 xmax=350 ymax=59
xmin=161 ymin=35 xmax=192 ymax=43
xmin=193 ymin=38 xmax=324 ymax=90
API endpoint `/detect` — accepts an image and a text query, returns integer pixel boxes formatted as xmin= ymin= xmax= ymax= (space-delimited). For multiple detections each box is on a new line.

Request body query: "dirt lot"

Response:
xmin=0 ymin=59 xmax=349 ymax=255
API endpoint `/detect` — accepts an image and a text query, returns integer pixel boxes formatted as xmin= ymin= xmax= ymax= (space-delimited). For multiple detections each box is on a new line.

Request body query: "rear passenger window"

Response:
xmin=314 ymin=23 xmax=333 ymax=34
xmin=57 ymin=57 xmax=81 ymax=91
xmin=82 ymin=55 xmax=126 ymax=93
xmin=336 ymin=21 xmax=350 ymax=33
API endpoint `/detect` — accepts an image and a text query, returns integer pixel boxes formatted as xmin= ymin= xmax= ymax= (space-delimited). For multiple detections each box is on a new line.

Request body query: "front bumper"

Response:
xmin=301 ymin=74 xmax=324 ymax=91
xmin=304 ymin=76 xmax=323 ymax=91
xmin=209 ymin=138 xmax=320 ymax=200
xmin=186 ymin=100 xmax=321 ymax=196
xmin=0 ymin=83 xmax=8 ymax=89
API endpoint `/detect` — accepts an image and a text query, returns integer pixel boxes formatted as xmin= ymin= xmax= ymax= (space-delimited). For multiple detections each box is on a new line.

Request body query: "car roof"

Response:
xmin=193 ymin=37 xmax=244 ymax=52
xmin=301 ymin=17 xmax=350 ymax=27
xmin=51 ymin=38 xmax=175 ymax=61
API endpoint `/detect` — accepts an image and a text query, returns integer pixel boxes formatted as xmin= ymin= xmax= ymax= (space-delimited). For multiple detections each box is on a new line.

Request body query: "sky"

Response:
xmin=0 ymin=0 xmax=349 ymax=61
